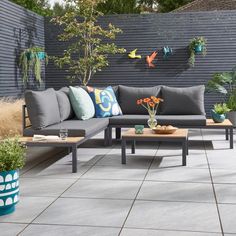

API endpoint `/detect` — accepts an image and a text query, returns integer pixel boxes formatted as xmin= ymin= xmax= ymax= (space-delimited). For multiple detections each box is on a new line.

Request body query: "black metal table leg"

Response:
xmin=116 ymin=127 xmax=121 ymax=140
xmin=108 ymin=127 xmax=112 ymax=146
xmin=131 ymin=140 xmax=136 ymax=154
xmin=72 ymin=145 xmax=78 ymax=173
xmin=226 ymin=128 xmax=229 ymax=140
xmin=121 ymin=139 xmax=126 ymax=164
xmin=230 ymin=127 xmax=234 ymax=149
xmin=182 ymin=140 xmax=187 ymax=166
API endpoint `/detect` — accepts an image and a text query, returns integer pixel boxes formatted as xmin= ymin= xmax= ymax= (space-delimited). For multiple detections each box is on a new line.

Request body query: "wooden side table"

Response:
xmin=19 ymin=137 xmax=84 ymax=173
xmin=121 ymin=128 xmax=189 ymax=166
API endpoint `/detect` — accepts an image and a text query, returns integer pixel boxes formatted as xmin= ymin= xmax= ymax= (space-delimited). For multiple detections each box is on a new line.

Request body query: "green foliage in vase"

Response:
xmin=213 ymin=103 xmax=231 ymax=115
xmin=51 ymin=0 xmax=126 ymax=86
xmin=188 ymin=36 xmax=207 ymax=67
xmin=0 ymin=137 xmax=26 ymax=172
xmin=206 ymin=66 xmax=236 ymax=111
xmin=19 ymin=47 xmax=48 ymax=84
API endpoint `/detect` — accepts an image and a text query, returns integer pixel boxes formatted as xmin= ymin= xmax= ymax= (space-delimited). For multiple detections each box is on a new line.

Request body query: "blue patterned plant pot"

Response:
xmin=37 ymin=52 xmax=45 ymax=60
xmin=0 ymin=170 xmax=19 ymax=216
xmin=194 ymin=44 xmax=203 ymax=53
xmin=211 ymin=110 xmax=226 ymax=123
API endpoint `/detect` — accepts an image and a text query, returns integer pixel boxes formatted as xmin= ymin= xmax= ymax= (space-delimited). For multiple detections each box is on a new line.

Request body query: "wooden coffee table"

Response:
xmin=121 ymin=128 xmax=189 ymax=166
xmin=19 ymin=137 xmax=84 ymax=173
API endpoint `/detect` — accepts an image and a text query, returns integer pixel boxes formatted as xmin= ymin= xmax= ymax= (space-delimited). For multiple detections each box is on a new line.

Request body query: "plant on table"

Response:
xmin=19 ymin=46 xmax=48 ymax=84
xmin=137 ymin=96 xmax=163 ymax=129
xmin=188 ymin=36 xmax=207 ymax=67
xmin=51 ymin=0 xmax=126 ymax=86
xmin=211 ymin=103 xmax=231 ymax=123
xmin=0 ymin=137 xmax=26 ymax=216
xmin=206 ymin=66 xmax=236 ymax=126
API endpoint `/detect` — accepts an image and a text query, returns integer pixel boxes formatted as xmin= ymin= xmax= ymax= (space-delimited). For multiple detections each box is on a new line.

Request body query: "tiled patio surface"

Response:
xmin=0 ymin=129 xmax=235 ymax=236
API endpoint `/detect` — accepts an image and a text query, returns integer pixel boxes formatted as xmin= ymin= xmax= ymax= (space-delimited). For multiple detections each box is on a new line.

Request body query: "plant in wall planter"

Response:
xmin=211 ymin=103 xmax=231 ymax=123
xmin=19 ymin=46 xmax=48 ymax=84
xmin=206 ymin=66 xmax=236 ymax=126
xmin=0 ymin=137 xmax=26 ymax=216
xmin=188 ymin=36 xmax=207 ymax=67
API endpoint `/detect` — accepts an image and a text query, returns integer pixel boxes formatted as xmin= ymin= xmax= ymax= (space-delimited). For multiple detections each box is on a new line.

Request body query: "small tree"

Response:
xmin=52 ymin=0 xmax=126 ymax=86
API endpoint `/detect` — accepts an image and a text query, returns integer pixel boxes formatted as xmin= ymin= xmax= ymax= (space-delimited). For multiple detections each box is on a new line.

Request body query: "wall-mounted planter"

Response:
xmin=26 ymin=51 xmax=45 ymax=60
xmin=211 ymin=110 xmax=226 ymax=123
xmin=163 ymin=46 xmax=173 ymax=59
xmin=0 ymin=170 xmax=19 ymax=216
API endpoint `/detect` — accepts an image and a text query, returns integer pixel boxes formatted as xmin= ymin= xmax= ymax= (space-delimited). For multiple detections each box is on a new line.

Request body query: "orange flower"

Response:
xmin=143 ymin=98 xmax=151 ymax=103
xmin=149 ymin=102 xmax=155 ymax=107
xmin=137 ymin=99 xmax=143 ymax=105
xmin=151 ymin=96 xmax=156 ymax=100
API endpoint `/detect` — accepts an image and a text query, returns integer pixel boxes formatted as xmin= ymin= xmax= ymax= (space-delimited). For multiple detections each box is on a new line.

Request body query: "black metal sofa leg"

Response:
xmin=116 ymin=127 xmax=121 ymax=140
xmin=104 ymin=127 xmax=113 ymax=146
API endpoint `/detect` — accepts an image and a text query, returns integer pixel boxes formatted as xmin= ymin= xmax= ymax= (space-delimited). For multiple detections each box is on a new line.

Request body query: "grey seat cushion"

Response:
xmin=25 ymin=88 xmax=61 ymax=130
xmin=23 ymin=118 xmax=109 ymax=137
xmin=118 ymin=85 xmax=161 ymax=115
xmin=56 ymin=90 xmax=74 ymax=121
xmin=161 ymin=85 xmax=205 ymax=115
xmin=157 ymin=115 xmax=206 ymax=126
xmin=109 ymin=115 xmax=206 ymax=127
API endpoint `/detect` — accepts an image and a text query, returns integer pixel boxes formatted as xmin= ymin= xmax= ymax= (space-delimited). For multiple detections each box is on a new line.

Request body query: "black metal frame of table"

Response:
xmin=20 ymin=138 xmax=85 ymax=173
xmin=121 ymin=132 xmax=189 ymax=166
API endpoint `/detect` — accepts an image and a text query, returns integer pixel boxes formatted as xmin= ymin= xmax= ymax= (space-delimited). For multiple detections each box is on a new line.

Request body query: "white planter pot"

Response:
xmin=227 ymin=111 xmax=236 ymax=127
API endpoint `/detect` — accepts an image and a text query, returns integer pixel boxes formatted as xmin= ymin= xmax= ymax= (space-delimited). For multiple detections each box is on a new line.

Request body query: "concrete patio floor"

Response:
xmin=0 ymin=129 xmax=235 ymax=236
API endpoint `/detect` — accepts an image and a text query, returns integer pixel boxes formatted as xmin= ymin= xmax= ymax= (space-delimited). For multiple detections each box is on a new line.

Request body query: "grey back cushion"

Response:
xmin=118 ymin=85 xmax=161 ymax=114
xmin=25 ymin=88 xmax=61 ymax=130
xmin=56 ymin=89 xmax=74 ymax=121
xmin=160 ymin=85 xmax=205 ymax=115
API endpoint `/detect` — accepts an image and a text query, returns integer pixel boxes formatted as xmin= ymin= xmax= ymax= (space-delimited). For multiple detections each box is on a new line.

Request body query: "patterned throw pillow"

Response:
xmin=88 ymin=86 xmax=123 ymax=118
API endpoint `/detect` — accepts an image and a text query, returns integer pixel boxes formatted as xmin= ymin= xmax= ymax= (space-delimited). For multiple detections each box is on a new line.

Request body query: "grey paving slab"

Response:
xmin=0 ymin=223 xmax=27 ymax=236
xmin=0 ymin=196 xmax=55 ymax=223
xmin=214 ymin=184 xmax=236 ymax=204
xmin=207 ymin=154 xmax=236 ymax=169
xmin=218 ymin=204 xmax=236 ymax=234
xmin=95 ymin=153 xmax=155 ymax=168
xmin=77 ymin=147 xmax=112 ymax=155
xmin=137 ymin=181 xmax=215 ymax=203
xmin=34 ymin=198 xmax=132 ymax=227
xmin=120 ymin=228 xmax=221 ymax=236
xmin=81 ymin=165 xmax=148 ymax=181
xmin=22 ymin=162 xmax=91 ymax=179
xmin=20 ymin=178 xmax=76 ymax=197
xmin=20 ymin=224 xmax=120 ymax=236
xmin=54 ymin=153 xmax=104 ymax=166
xmin=146 ymin=167 xmax=212 ymax=183
xmin=152 ymin=154 xmax=208 ymax=169
xmin=125 ymin=201 xmax=221 ymax=233
xmin=211 ymin=169 xmax=236 ymax=184
xmin=62 ymin=179 xmax=142 ymax=199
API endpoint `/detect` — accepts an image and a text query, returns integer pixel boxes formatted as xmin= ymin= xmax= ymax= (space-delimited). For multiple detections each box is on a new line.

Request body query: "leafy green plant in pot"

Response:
xmin=188 ymin=36 xmax=207 ymax=67
xmin=19 ymin=46 xmax=48 ymax=84
xmin=206 ymin=66 xmax=236 ymax=126
xmin=0 ymin=137 xmax=26 ymax=216
xmin=211 ymin=103 xmax=230 ymax=123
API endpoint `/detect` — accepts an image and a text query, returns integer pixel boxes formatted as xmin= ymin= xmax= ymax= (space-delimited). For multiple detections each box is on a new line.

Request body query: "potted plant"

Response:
xmin=206 ymin=66 xmax=236 ymax=126
xmin=137 ymin=96 xmax=163 ymax=129
xmin=19 ymin=46 xmax=48 ymax=84
xmin=0 ymin=137 xmax=26 ymax=216
xmin=211 ymin=103 xmax=230 ymax=123
xmin=188 ymin=36 xmax=207 ymax=67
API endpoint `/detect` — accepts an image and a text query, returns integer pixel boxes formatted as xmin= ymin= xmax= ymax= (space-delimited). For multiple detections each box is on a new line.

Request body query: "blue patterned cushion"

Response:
xmin=88 ymin=86 xmax=122 ymax=118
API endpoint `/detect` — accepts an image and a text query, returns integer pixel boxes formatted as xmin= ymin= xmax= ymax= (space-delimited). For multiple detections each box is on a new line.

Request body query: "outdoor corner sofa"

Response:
xmin=22 ymin=85 xmax=234 ymax=172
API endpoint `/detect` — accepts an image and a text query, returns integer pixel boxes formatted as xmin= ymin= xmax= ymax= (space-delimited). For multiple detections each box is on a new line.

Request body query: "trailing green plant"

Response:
xmin=0 ymin=137 xmax=26 ymax=172
xmin=188 ymin=36 xmax=207 ymax=67
xmin=19 ymin=47 xmax=48 ymax=84
xmin=213 ymin=103 xmax=231 ymax=115
xmin=206 ymin=66 xmax=236 ymax=111
xmin=51 ymin=0 xmax=126 ymax=86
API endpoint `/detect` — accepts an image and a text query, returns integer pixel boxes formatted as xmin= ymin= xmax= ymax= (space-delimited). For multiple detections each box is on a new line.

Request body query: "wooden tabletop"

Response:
xmin=122 ymin=128 xmax=188 ymax=138
xmin=19 ymin=137 xmax=84 ymax=144
xmin=206 ymin=119 xmax=233 ymax=127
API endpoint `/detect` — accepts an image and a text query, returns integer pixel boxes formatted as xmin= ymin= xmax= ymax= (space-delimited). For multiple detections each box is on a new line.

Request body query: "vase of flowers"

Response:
xmin=137 ymin=96 xmax=163 ymax=129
